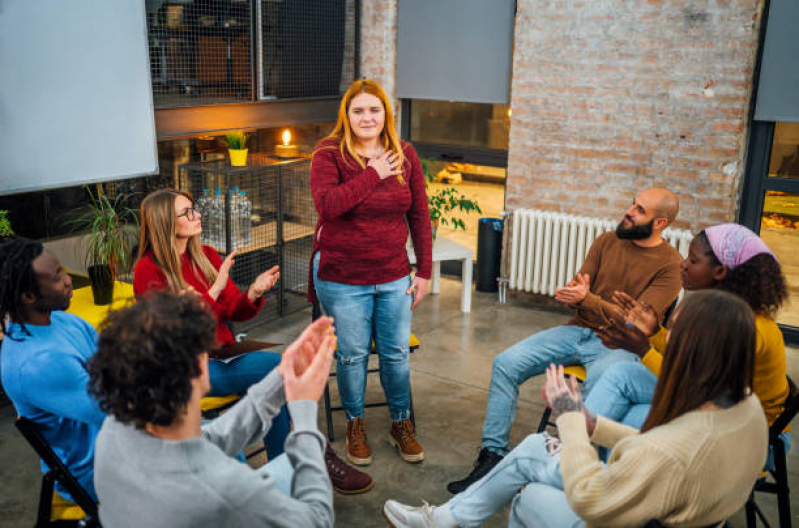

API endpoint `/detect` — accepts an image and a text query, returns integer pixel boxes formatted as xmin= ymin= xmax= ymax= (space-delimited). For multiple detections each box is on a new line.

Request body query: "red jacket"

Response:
xmin=309 ymin=139 xmax=432 ymax=300
xmin=133 ymin=245 xmax=263 ymax=347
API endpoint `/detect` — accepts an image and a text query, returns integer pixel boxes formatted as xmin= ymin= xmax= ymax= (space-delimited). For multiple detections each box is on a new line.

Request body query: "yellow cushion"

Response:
xmin=65 ymin=282 xmax=135 ymax=330
xmin=200 ymin=394 xmax=240 ymax=412
xmin=51 ymin=491 xmax=87 ymax=521
xmin=563 ymin=365 xmax=586 ymax=381
xmin=364 ymin=333 xmax=420 ymax=352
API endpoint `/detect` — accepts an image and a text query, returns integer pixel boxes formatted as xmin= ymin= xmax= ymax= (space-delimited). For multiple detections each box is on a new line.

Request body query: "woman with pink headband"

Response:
xmin=586 ymin=223 xmax=789 ymax=460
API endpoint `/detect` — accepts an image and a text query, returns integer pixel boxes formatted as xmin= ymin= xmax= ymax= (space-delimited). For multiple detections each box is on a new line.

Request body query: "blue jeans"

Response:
xmin=208 ymin=352 xmax=290 ymax=460
xmin=483 ymin=325 xmax=638 ymax=454
xmin=448 ymin=433 xmax=583 ymax=528
xmin=585 ymin=361 xmax=793 ymax=470
xmin=584 ymin=361 xmax=656 ymax=427
xmin=313 ymin=251 xmax=413 ymax=421
xmin=257 ymin=453 xmax=294 ymax=497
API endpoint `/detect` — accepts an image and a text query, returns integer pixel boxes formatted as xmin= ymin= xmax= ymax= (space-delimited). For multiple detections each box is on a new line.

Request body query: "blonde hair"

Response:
xmin=138 ymin=189 xmax=218 ymax=292
xmin=318 ymin=79 xmax=406 ymax=184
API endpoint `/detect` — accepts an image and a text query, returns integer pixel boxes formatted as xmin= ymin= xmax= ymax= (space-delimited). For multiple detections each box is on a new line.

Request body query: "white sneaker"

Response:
xmin=382 ymin=500 xmax=436 ymax=528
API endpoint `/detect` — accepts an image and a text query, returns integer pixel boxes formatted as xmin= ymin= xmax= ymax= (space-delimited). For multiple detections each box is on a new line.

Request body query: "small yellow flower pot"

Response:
xmin=229 ymin=148 xmax=248 ymax=166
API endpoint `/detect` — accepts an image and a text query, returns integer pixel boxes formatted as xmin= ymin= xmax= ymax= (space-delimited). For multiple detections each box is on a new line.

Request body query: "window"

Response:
xmin=146 ymin=0 xmax=358 ymax=108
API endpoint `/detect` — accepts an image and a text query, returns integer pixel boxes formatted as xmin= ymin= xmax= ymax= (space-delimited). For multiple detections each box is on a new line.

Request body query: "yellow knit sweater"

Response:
xmin=641 ymin=315 xmax=788 ymax=426
xmin=557 ymin=394 xmax=767 ymax=527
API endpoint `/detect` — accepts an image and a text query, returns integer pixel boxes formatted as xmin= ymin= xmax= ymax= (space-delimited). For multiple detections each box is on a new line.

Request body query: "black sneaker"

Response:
xmin=447 ymin=447 xmax=504 ymax=494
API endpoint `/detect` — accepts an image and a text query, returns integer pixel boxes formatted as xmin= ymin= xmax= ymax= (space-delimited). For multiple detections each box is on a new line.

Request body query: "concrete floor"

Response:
xmin=1 ymin=278 xmax=798 ymax=527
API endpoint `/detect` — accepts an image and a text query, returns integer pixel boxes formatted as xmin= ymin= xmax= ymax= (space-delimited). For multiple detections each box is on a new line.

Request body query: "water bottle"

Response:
xmin=213 ymin=188 xmax=225 ymax=250
xmin=228 ymin=188 xmax=240 ymax=251
xmin=197 ymin=189 xmax=210 ymax=245
xmin=239 ymin=191 xmax=252 ymax=246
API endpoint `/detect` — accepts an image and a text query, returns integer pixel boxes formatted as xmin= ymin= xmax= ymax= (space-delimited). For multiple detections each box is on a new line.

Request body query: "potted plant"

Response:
xmin=0 ymin=210 xmax=14 ymax=243
xmin=71 ymin=187 xmax=138 ymax=305
xmin=225 ymin=131 xmax=249 ymax=166
xmin=421 ymin=158 xmax=482 ymax=240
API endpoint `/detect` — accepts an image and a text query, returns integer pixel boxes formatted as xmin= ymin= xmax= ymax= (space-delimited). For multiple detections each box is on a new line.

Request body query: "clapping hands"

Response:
xmin=248 ymin=265 xmax=280 ymax=303
xmin=594 ymin=291 xmax=659 ymax=357
xmin=543 ymin=364 xmax=596 ymax=435
xmin=554 ymin=273 xmax=590 ymax=305
xmin=278 ymin=316 xmax=337 ymax=402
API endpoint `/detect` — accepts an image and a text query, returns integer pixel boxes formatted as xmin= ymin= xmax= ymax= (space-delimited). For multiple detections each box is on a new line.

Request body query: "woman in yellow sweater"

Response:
xmin=585 ymin=224 xmax=788 ymax=449
xmin=383 ymin=290 xmax=767 ymax=527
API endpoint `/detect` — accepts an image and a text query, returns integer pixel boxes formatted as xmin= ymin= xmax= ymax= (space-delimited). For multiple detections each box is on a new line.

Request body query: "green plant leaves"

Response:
xmin=420 ymin=157 xmax=482 ymax=231
xmin=68 ymin=186 xmax=138 ymax=276
xmin=225 ymin=131 xmax=249 ymax=150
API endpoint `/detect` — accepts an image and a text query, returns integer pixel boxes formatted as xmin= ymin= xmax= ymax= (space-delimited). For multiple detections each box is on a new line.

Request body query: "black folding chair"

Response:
xmin=746 ymin=376 xmax=799 ymax=528
xmin=15 ymin=416 xmax=100 ymax=527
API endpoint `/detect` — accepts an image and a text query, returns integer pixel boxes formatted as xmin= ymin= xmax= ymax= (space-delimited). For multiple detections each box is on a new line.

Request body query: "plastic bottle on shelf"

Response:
xmin=197 ymin=189 xmax=211 ymax=245
xmin=213 ymin=188 xmax=226 ymax=251
xmin=239 ymin=190 xmax=252 ymax=247
xmin=228 ymin=188 xmax=240 ymax=251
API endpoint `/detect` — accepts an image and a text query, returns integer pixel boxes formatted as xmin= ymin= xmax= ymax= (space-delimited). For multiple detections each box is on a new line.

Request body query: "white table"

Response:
xmin=407 ymin=235 xmax=474 ymax=313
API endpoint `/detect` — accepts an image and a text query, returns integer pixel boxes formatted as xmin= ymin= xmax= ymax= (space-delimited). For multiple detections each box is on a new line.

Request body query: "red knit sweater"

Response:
xmin=309 ymin=139 xmax=432 ymax=300
xmin=133 ymin=245 xmax=263 ymax=347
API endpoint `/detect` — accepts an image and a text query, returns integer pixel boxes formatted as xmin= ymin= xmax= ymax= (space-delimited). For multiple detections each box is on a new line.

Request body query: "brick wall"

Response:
xmin=506 ymin=0 xmax=765 ymax=231
xmin=360 ymin=0 xmax=401 ymax=129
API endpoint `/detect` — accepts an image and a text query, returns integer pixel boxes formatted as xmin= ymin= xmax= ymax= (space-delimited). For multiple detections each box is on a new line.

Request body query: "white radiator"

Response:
xmin=503 ymin=209 xmax=693 ymax=297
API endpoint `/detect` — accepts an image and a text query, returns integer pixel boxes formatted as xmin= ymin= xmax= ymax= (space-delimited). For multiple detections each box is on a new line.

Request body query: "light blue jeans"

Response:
xmin=258 ymin=452 xmax=294 ymax=497
xmin=483 ymin=325 xmax=638 ymax=454
xmin=585 ymin=361 xmax=793 ymax=469
xmin=313 ymin=252 xmax=413 ymax=421
xmin=584 ymin=361 xmax=656 ymax=428
xmin=208 ymin=352 xmax=291 ymax=460
xmin=448 ymin=433 xmax=583 ymax=528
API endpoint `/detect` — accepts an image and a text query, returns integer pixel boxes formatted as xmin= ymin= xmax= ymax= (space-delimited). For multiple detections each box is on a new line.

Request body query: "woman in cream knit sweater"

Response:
xmin=383 ymin=290 xmax=768 ymax=527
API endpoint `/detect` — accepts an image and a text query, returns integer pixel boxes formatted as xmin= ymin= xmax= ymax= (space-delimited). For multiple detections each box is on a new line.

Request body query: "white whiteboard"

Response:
xmin=0 ymin=0 xmax=158 ymax=195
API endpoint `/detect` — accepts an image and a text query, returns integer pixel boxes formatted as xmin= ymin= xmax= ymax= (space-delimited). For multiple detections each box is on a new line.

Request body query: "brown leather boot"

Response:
xmin=346 ymin=417 xmax=372 ymax=465
xmin=325 ymin=443 xmax=375 ymax=494
xmin=389 ymin=419 xmax=424 ymax=463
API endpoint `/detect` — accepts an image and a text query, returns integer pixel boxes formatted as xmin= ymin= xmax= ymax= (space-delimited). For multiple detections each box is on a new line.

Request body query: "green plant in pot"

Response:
xmin=225 ymin=131 xmax=249 ymax=166
xmin=0 ymin=210 xmax=14 ymax=243
xmin=71 ymin=187 xmax=138 ymax=305
xmin=421 ymin=158 xmax=482 ymax=240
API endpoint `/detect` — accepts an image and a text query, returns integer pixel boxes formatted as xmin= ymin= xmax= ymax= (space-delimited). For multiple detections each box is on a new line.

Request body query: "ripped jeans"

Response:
xmin=313 ymin=252 xmax=413 ymax=421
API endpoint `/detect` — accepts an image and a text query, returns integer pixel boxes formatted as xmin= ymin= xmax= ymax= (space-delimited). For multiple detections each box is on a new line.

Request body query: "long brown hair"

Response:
xmin=316 ymin=78 xmax=406 ymax=184
xmin=137 ymin=189 xmax=217 ymax=292
xmin=642 ymin=290 xmax=755 ymax=432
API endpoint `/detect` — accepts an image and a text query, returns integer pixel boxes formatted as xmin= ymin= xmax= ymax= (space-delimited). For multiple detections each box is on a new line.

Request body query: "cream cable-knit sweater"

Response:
xmin=557 ymin=394 xmax=767 ymax=527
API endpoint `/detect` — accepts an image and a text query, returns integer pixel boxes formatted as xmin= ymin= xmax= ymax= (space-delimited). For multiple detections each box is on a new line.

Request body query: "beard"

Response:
xmin=616 ymin=218 xmax=655 ymax=240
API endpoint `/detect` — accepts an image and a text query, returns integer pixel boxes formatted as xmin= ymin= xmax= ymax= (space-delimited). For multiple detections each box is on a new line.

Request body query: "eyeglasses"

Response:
xmin=176 ymin=206 xmax=198 ymax=220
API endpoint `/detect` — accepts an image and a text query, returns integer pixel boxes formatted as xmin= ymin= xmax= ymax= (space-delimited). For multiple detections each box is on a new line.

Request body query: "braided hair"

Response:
xmin=0 ymin=238 xmax=44 ymax=339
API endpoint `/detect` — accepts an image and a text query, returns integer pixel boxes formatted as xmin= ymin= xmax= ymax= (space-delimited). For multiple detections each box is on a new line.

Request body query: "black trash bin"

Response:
xmin=476 ymin=217 xmax=503 ymax=292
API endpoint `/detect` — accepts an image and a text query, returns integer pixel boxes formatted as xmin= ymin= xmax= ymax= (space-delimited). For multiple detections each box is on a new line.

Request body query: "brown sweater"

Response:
xmin=570 ymin=232 xmax=682 ymax=330
xmin=557 ymin=394 xmax=767 ymax=527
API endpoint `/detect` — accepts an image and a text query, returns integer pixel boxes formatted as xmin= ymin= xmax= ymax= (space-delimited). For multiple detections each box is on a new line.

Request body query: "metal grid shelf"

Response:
xmin=178 ymin=154 xmax=316 ymax=330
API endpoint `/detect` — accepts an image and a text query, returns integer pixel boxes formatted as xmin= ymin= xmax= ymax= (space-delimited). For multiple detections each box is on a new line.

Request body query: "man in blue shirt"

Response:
xmin=0 ymin=238 xmax=103 ymax=501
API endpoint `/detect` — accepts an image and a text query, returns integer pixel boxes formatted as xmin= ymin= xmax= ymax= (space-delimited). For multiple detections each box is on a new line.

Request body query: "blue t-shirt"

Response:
xmin=1 ymin=311 xmax=104 ymax=501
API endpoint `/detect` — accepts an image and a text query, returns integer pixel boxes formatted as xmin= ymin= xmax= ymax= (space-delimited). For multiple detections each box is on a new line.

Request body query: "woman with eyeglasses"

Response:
xmin=132 ymin=188 xmax=288 ymax=458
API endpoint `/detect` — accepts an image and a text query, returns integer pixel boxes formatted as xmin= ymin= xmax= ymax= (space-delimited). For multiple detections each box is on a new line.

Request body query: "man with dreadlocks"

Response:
xmin=0 ymin=238 xmax=103 ymax=501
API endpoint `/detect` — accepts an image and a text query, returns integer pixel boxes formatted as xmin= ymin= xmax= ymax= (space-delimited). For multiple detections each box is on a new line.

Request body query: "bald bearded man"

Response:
xmin=448 ymin=187 xmax=683 ymax=494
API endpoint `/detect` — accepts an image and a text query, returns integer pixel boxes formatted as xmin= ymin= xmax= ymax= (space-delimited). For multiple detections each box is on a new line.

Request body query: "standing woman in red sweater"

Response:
xmin=133 ymin=188 xmax=290 ymax=459
xmin=311 ymin=79 xmax=433 ymax=466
